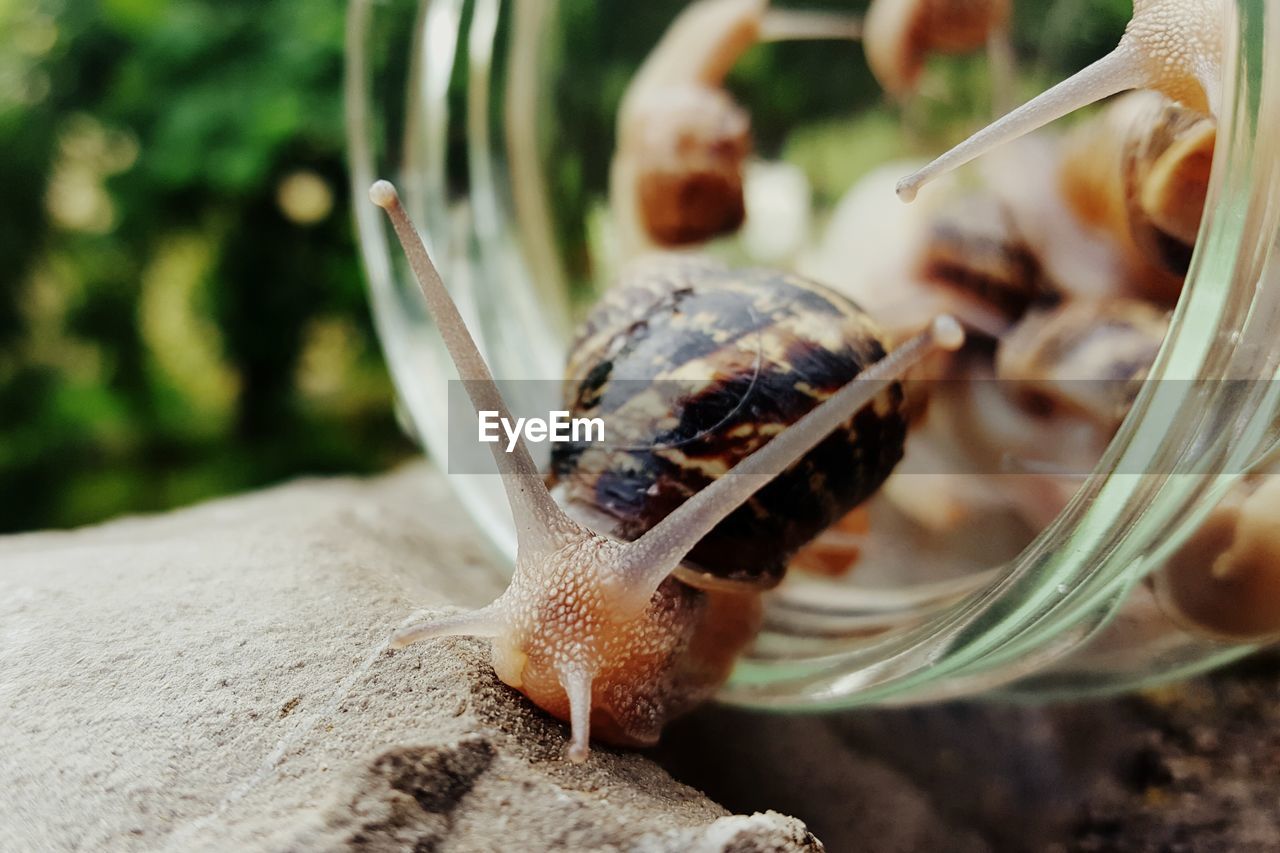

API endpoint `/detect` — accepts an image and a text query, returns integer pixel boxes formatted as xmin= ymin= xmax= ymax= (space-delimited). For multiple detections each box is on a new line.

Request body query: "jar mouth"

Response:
xmin=347 ymin=0 xmax=1280 ymax=708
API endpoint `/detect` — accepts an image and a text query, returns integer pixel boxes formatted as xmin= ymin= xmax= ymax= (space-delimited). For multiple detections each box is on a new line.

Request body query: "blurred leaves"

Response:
xmin=0 ymin=0 xmax=409 ymax=533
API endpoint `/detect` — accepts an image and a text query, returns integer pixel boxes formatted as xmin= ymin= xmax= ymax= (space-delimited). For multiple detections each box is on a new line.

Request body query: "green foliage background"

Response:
xmin=0 ymin=0 xmax=1128 ymax=534
xmin=1 ymin=0 xmax=410 ymax=533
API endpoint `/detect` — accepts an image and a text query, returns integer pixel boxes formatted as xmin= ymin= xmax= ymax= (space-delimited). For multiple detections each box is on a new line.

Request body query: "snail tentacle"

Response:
xmin=559 ymin=666 xmax=595 ymax=764
xmin=898 ymin=47 xmax=1144 ymax=202
xmin=390 ymin=604 xmax=507 ymax=650
xmin=370 ymin=181 xmax=582 ymax=556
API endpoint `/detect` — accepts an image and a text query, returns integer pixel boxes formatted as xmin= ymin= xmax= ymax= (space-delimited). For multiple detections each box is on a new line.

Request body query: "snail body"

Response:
xmin=371 ymin=181 xmax=963 ymax=761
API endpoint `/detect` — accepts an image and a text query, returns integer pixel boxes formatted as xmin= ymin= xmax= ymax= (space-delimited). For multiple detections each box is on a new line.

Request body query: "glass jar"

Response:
xmin=347 ymin=0 xmax=1280 ymax=709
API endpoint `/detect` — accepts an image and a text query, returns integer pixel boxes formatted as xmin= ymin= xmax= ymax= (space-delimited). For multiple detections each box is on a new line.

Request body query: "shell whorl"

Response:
xmin=552 ymin=257 xmax=909 ymax=588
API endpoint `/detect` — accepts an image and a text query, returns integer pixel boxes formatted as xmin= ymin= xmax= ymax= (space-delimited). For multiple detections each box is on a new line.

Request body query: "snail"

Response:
xmin=917 ymin=189 xmax=1059 ymax=325
xmin=961 ymin=297 xmax=1169 ymax=528
xmin=610 ymin=0 xmax=839 ymax=252
xmin=802 ymin=162 xmax=1054 ymax=342
xmin=872 ymin=297 xmax=1169 ymax=536
xmin=1059 ymin=92 xmax=1216 ymax=303
xmin=994 ymin=297 xmax=1169 ymax=429
xmin=897 ymin=0 xmax=1226 ymax=202
xmin=1120 ymin=96 xmax=1216 ymax=278
xmin=612 ymin=0 xmax=1013 ymax=251
xmin=1152 ymin=474 xmax=1280 ymax=641
xmin=370 ymin=180 xmax=965 ymax=761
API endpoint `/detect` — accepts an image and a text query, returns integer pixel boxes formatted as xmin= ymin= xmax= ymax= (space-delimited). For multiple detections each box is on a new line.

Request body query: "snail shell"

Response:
xmin=1122 ymin=97 xmax=1215 ymax=277
xmin=622 ymin=86 xmax=752 ymax=247
xmin=995 ymin=297 xmax=1169 ymax=429
xmin=550 ymin=256 xmax=910 ymax=589
xmin=1059 ymin=92 xmax=1215 ymax=302
xmin=919 ymin=191 xmax=1059 ymax=324
xmin=864 ymin=0 xmax=1012 ymax=98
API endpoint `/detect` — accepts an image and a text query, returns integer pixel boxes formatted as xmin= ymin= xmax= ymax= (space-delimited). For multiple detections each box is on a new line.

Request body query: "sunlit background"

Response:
xmin=0 ymin=0 xmax=412 ymax=533
xmin=0 ymin=0 xmax=1131 ymax=533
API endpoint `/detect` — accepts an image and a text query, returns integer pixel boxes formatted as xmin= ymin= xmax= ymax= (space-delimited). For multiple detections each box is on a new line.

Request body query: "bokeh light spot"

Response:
xmin=276 ymin=170 xmax=334 ymax=225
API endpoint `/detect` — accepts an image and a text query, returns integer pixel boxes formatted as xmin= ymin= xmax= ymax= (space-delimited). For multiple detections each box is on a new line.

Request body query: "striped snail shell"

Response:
xmin=549 ymin=256 xmax=910 ymax=590
xmin=995 ymin=297 xmax=1170 ymax=429
xmin=1059 ymin=92 xmax=1215 ymax=303
xmin=1122 ymin=97 xmax=1215 ymax=277
xmin=919 ymin=191 xmax=1060 ymax=324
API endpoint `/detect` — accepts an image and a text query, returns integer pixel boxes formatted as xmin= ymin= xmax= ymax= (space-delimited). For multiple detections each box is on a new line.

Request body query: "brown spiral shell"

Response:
xmin=549 ymin=256 xmax=909 ymax=589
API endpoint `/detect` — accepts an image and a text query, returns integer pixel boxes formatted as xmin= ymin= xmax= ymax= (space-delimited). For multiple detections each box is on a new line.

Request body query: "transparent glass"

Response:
xmin=347 ymin=0 xmax=1280 ymax=709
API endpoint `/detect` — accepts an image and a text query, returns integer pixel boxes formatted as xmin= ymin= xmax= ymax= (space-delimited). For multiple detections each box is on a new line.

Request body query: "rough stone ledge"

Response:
xmin=8 ymin=464 xmax=1279 ymax=852
xmin=0 ymin=466 xmax=820 ymax=853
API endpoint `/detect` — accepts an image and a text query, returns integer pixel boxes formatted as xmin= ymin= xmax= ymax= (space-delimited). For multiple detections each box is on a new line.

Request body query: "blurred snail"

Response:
xmin=609 ymin=0 xmax=831 ymax=252
xmin=1121 ymin=97 xmax=1216 ymax=277
xmin=897 ymin=0 xmax=1226 ymax=201
xmin=1153 ymin=474 xmax=1280 ymax=641
xmin=370 ymin=180 xmax=965 ymax=761
xmin=803 ymin=162 xmax=1054 ymax=342
xmin=977 ymin=136 xmax=1138 ymax=303
xmin=918 ymin=189 xmax=1059 ymax=324
xmin=802 ymin=295 xmax=1166 ymax=571
xmin=995 ymin=297 xmax=1169 ymax=429
xmin=863 ymin=0 xmax=1013 ymax=101
xmin=891 ymin=297 xmax=1169 ymax=533
xmin=1059 ymin=92 xmax=1216 ymax=303
xmin=612 ymin=0 xmax=1013 ymax=252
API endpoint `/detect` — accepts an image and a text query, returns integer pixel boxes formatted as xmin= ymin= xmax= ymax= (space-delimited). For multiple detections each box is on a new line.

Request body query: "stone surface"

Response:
xmin=659 ymin=652 xmax=1280 ymax=852
xmin=0 ymin=466 xmax=819 ymax=853
xmin=5 ymin=464 xmax=1280 ymax=852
